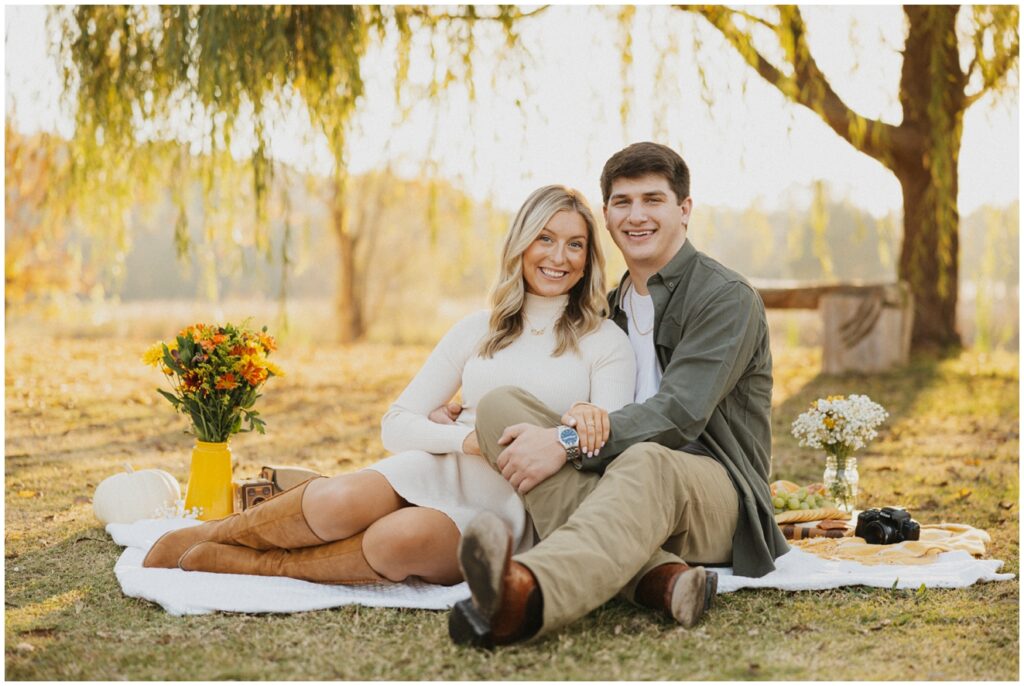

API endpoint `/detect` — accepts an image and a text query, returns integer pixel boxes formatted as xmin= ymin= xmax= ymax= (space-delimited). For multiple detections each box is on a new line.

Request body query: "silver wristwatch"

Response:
xmin=555 ymin=425 xmax=583 ymax=469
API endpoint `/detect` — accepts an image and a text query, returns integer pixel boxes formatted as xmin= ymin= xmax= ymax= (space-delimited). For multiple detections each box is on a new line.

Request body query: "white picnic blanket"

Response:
xmin=109 ymin=518 xmax=1014 ymax=616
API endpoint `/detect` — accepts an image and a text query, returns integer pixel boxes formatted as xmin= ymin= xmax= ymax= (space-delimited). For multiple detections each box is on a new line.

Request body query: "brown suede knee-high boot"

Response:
xmin=143 ymin=477 xmax=327 ymax=569
xmin=177 ymin=533 xmax=386 ymax=585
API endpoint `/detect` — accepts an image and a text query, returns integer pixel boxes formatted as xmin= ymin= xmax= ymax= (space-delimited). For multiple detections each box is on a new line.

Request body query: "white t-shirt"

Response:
xmin=625 ymin=284 xmax=662 ymax=403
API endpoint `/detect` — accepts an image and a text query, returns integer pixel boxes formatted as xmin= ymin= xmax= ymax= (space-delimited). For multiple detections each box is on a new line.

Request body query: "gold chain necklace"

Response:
xmin=523 ymin=316 xmax=546 ymax=336
xmin=626 ymin=284 xmax=654 ymax=336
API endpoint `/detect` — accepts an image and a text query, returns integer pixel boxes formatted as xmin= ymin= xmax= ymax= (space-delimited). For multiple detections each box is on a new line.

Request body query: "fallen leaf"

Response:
xmin=17 ymin=490 xmax=38 ymax=498
xmin=955 ymin=488 xmax=972 ymax=501
xmin=14 ymin=642 xmax=34 ymax=653
xmin=999 ymin=501 xmax=1013 ymax=510
xmin=74 ymin=496 xmax=92 ymax=505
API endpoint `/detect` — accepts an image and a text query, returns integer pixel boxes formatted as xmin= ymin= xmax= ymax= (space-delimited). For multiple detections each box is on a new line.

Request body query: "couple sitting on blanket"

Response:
xmin=143 ymin=142 xmax=789 ymax=647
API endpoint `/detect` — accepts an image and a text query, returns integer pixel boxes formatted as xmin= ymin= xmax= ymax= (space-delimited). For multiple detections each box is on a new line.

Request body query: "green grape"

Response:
xmin=796 ymin=488 xmax=807 ymax=500
xmin=800 ymin=500 xmax=811 ymax=510
xmin=787 ymin=497 xmax=801 ymax=510
xmin=772 ymin=496 xmax=785 ymax=510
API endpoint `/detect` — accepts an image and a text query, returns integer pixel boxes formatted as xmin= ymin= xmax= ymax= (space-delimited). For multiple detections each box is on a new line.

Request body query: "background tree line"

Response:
xmin=5 ymin=5 xmax=1019 ymax=352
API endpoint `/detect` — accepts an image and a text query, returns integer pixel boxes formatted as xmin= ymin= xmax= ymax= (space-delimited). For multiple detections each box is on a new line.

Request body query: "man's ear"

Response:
xmin=602 ymin=205 xmax=610 ymax=228
xmin=679 ymin=197 xmax=693 ymax=227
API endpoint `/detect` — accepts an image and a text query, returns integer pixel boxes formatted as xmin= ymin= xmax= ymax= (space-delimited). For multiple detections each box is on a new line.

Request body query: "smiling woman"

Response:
xmin=480 ymin=185 xmax=610 ymax=359
xmin=522 ymin=211 xmax=588 ymax=299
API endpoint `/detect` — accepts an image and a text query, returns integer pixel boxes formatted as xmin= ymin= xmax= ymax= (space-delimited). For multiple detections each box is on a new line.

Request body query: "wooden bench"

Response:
xmin=755 ymin=281 xmax=914 ymax=374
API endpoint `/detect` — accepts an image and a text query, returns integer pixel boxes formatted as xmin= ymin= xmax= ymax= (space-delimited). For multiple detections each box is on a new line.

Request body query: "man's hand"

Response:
xmin=428 ymin=402 xmax=463 ymax=425
xmin=496 ymin=424 xmax=566 ymax=494
xmin=461 ymin=430 xmax=481 ymax=456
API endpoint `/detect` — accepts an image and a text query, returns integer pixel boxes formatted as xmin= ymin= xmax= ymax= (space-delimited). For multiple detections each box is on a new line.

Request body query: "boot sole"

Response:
xmin=670 ymin=566 xmax=710 ymax=629
xmin=457 ymin=511 xmax=511 ymax=620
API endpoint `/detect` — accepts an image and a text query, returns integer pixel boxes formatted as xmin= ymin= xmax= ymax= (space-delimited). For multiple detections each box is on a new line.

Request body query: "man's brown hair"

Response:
xmin=600 ymin=142 xmax=690 ymax=205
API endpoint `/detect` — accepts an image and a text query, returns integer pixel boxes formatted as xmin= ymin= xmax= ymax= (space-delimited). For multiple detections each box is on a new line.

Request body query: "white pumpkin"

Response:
xmin=93 ymin=463 xmax=181 ymax=524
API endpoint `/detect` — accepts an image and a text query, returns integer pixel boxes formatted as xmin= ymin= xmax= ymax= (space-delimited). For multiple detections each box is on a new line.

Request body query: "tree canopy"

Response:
xmin=52 ymin=5 xmax=542 ymax=340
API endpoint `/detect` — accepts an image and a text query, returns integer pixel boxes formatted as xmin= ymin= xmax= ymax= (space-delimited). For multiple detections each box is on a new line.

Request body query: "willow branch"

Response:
xmin=964 ymin=38 xmax=1020 ymax=108
xmin=682 ymin=4 xmax=907 ymax=166
xmin=726 ymin=8 xmax=779 ymax=31
xmin=408 ymin=5 xmax=550 ymax=24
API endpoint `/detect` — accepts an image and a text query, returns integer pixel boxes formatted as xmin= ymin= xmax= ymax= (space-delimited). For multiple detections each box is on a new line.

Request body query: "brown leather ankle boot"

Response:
xmin=177 ymin=532 xmax=385 ymax=585
xmin=448 ymin=511 xmax=542 ymax=648
xmin=143 ymin=477 xmax=326 ymax=569
xmin=635 ymin=562 xmax=717 ymax=628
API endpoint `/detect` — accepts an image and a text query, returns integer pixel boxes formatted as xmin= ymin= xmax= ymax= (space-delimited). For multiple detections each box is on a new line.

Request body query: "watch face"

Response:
xmin=559 ymin=427 xmax=579 ymax=446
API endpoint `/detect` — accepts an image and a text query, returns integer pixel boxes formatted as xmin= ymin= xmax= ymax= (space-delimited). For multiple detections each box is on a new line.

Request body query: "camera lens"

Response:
xmin=863 ymin=520 xmax=895 ymax=545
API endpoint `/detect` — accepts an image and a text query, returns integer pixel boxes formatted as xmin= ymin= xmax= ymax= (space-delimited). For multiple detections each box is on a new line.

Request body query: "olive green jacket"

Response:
xmin=583 ymin=239 xmax=789 ymax=577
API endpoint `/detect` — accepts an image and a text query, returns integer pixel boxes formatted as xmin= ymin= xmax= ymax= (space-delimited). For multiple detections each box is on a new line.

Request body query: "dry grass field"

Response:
xmin=4 ymin=319 xmax=1018 ymax=680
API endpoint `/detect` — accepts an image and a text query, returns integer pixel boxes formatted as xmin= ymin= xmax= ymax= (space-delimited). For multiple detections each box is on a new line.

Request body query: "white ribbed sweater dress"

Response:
xmin=367 ymin=293 xmax=636 ymax=553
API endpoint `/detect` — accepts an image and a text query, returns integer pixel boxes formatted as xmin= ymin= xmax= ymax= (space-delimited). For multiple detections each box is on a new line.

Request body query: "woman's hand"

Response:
xmin=429 ymin=402 xmax=463 ymax=425
xmin=462 ymin=430 xmax=481 ymax=456
xmin=561 ymin=401 xmax=609 ymax=457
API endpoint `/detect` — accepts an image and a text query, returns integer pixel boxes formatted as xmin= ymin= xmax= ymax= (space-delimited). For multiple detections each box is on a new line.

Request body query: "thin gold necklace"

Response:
xmin=626 ymin=284 xmax=654 ymax=336
xmin=523 ymin=316 xmax=546 ymax=336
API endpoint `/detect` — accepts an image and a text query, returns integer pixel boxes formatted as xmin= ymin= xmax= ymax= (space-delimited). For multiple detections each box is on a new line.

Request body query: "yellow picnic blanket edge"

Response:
xmin=792 ymin=523 xmax=992 ymax=565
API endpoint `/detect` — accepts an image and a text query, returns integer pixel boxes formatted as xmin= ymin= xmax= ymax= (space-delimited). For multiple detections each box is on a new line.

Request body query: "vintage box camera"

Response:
xmin=233 ymin=479 xmax=275 ymax=512
xmin=260 ymin=465 xmax=322 ymax=495
xmin=855 ymin=506 xmax=921 ymax=545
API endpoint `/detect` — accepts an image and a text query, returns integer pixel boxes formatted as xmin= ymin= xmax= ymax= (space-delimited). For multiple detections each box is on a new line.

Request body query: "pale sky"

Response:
xmin=4 ymin=5 xmax=1019 ymax=218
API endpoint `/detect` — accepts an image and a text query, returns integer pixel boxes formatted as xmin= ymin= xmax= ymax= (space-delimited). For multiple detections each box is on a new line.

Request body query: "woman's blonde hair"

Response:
xmin=479 ymin=185 xmax=608 ymax=358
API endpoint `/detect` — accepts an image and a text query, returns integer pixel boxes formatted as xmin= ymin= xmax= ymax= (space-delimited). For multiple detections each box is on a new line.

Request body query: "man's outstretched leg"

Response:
xmin=448 ymin=512 xmax=544 ymax=648
xmin=452 ymin=396 xmax=737 ymax=646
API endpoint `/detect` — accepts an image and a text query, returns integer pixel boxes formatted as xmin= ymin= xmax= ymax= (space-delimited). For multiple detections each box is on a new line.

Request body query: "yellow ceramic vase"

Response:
xmin=183 ymin=440 xmax=234 ymax=520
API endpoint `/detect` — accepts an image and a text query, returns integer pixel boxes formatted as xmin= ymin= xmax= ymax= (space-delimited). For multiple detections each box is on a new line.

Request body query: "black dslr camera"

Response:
xmin=855 ymin=507 xmax=921 ymax=545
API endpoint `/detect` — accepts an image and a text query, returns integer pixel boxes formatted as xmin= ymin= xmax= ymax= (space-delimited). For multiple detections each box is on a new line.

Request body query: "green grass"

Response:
xmin=5 ymin=330 xmax=1019 ymax=680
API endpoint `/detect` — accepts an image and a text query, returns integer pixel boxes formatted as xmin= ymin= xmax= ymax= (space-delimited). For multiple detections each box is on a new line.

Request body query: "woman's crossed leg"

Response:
xmin=302 ymin=469 xmax=462 ymax=585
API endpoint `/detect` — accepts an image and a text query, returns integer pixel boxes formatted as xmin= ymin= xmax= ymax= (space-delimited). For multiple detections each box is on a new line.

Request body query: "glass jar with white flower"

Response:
xmin=791 ymin=394 xmax=888 ymax=513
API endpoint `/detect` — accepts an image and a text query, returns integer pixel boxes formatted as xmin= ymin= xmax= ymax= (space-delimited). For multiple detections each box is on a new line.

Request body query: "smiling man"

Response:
xmin=448 ymin=142 xmax=789 ymax=647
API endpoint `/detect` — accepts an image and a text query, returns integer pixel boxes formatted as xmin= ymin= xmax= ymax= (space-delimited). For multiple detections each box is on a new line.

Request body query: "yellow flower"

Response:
xmin=142 ymin=342 xmax=165 ymax=367
xmin=824 ymin=417 xmax=836 ymax=429
xmin=264 ymin=360 xmax=285 ymax=378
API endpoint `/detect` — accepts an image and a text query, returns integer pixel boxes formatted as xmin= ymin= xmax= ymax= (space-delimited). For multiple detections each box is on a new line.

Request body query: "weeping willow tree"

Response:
xmin=52 ymin=5 xmax=540 ymax=342
xmin=681 ymin=5 xmax=1018 ymax=350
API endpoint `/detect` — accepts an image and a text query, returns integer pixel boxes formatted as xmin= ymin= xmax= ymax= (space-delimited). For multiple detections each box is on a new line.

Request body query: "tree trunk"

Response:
xmin=894 ymin=5 xmax=965 ymax=350
xmin=331 ymin=171 xmax=364 ymax=343
xmin=893 ymin=158 xmax=961 ymax=350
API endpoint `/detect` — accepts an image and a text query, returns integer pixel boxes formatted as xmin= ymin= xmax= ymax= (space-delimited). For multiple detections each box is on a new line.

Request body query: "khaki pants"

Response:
xmin=475 ymin=386 xmax=739 ymax=636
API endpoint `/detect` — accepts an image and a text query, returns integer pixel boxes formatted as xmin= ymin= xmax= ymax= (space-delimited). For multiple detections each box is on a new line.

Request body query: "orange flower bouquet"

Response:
xmin=142 ymin=322 xmax=284 ymax=442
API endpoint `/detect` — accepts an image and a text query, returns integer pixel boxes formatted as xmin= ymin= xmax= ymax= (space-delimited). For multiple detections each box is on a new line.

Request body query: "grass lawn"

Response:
xmin=5 ymin=327 xmax=1019 ymax=680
